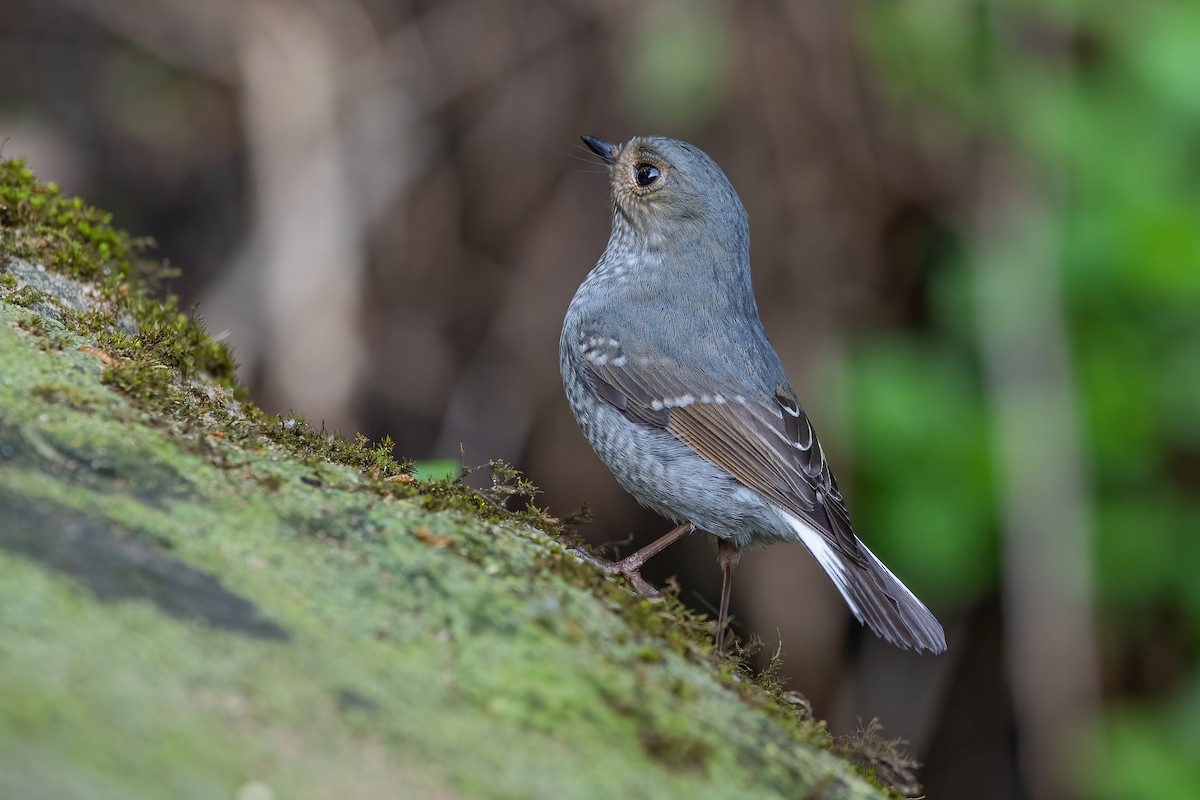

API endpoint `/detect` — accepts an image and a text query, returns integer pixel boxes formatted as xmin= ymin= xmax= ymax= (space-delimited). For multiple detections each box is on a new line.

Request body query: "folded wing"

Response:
xmin=580 ymin=331 xmax=946 ymax=653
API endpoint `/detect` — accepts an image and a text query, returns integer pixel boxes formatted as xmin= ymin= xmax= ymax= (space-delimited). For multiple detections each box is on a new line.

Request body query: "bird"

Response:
xmin=560 ymin=134 xmax=946 ymax=658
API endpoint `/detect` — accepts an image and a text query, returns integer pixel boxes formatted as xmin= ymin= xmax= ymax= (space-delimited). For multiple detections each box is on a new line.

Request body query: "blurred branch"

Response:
xmin=198 ymin=0 xmax=431 ymax=431
xmin=963 ymin=4 xmax=1104 ymax=793
xmin=969 ymin=154 xmax=1100 ymax=800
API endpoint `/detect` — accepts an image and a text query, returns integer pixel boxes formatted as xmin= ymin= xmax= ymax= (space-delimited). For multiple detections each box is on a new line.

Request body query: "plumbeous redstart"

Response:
xmin=560 ymin=134 xmax=946 ymax=656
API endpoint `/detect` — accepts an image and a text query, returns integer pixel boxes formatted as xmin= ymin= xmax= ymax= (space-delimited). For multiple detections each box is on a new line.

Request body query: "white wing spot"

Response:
xmin=795 ymin=421 xmax=813 ymax=450
xmin=650 ymin=400 xmax=664 ymax=411
xmin=611 ymin=355 xmax=627 ymax=367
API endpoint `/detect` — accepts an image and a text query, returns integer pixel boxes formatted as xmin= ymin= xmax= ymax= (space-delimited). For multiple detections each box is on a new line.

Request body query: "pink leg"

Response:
xmin=715 ymin=541 xmax=742 ymax=658
xmin=571 ymin=521 xmax=694 ymax=596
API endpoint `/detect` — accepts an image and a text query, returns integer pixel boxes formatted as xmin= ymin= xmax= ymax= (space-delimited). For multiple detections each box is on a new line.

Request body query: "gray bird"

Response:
xmin=561 ymin=134 xmax=946 ymax=657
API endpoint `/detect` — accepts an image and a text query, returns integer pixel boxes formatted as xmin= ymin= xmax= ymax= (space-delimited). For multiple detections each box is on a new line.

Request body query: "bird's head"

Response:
xmin=580 ymin=135 xmax=748 ymax=249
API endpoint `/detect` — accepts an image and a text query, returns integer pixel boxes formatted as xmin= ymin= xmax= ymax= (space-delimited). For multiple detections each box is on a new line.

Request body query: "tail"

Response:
xmin=777 ymin=508 xmax=947 ymax=653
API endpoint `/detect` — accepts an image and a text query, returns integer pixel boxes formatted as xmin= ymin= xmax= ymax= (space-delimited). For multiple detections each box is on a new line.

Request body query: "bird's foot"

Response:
xmin=568 ymin=548 xmax=660 ymax=597
xmin=568 ymin=522 xmax=694 ymax=598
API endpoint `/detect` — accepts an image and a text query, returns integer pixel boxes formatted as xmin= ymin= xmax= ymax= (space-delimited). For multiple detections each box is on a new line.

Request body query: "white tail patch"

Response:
xmin=777 ymin=507 xmax=946 ymax=652
xmin=777 ymin=507 xmax=933 ymax=627
xmin=777 ymin=508 xmax=862 ymax=619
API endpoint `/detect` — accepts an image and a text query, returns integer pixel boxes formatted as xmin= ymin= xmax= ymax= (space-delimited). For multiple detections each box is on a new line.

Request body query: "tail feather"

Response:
xmin=778 ymin=508 xmax=947 ymax=654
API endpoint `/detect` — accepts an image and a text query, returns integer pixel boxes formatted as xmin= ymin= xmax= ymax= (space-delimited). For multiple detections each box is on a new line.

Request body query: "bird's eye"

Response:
xmin=634 ymin=163 xmax=661 ymax=187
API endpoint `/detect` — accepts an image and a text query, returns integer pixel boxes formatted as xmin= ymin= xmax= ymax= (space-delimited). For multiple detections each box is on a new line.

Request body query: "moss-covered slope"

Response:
xmin=0 ymin=161 xmax=895 ymax=800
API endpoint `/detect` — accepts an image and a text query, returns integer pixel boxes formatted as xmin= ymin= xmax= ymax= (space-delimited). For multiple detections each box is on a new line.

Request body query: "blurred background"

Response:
xmin=3 ymin=0 xmax=1198 ymax=797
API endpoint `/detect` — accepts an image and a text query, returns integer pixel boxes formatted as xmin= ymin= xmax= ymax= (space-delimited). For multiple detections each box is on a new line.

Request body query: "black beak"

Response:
xmin=580 ymin=135 xmax=617 ymax=165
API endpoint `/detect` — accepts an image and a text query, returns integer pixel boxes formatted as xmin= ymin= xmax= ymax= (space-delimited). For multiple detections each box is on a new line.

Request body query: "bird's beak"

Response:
xmin=580 ymin=135 xmax=617 ymax=165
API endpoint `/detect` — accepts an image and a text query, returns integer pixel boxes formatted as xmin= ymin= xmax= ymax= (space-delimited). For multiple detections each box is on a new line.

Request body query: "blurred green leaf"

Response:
xmin=1125 ymin=5 xmax=1200 ymax=122
xmin=411 ymin=460 xmax=461 ymax=482
xmin=1094 ymin=496 xmax=1178 ymax=612
xmin=1072 ymin=684 xmax=1200 ymax=800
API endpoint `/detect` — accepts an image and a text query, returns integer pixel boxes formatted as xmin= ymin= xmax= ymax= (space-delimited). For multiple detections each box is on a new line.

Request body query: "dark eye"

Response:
xmin=634 ymin=163 xmax=661 ymax=187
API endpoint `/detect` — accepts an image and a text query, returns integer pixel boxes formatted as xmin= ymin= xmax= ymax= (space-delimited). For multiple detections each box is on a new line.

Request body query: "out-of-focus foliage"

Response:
xmin=857 ymin=0 xmax=1200 ymax=795
xmin=1072 ymin=676 xmax=1200 ymax=799
xmin=849 ymin=340 xmax=995 ymax=606
xmin=618 ymin=0 xmax=734 ymax=131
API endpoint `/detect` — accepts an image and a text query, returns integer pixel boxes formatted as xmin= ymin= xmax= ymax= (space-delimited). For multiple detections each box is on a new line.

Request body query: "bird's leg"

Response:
xmin=571 ymin=521 xmax=694 ymax=596
xmin=715 ymin=541 xmax=742 ymax=658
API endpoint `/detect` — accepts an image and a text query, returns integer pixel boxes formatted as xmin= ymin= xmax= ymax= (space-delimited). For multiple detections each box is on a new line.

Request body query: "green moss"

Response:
xmin=834 ymin=719 xmax=923 ymax=799
xmin=16 ymin=314 xmax=50 ymax=336
xmin=6 ymin=284 xmax=48 ymax=308
xmin=0 ymin=158 xmax=907 ymax=798
xmin=29 ymin=384 xmax=93 ymax=409
xmin=0 ymin=162 xmax=144 ymax=289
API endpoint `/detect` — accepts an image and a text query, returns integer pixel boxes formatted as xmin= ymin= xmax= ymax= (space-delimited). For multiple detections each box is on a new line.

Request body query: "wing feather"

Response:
xmin=581 ymin=334 xmax=862 ymax=562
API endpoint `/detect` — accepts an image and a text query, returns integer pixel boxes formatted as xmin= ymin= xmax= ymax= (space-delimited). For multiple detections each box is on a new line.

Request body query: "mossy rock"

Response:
xmin=0 ymin=160 xmax=900 ymax=799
